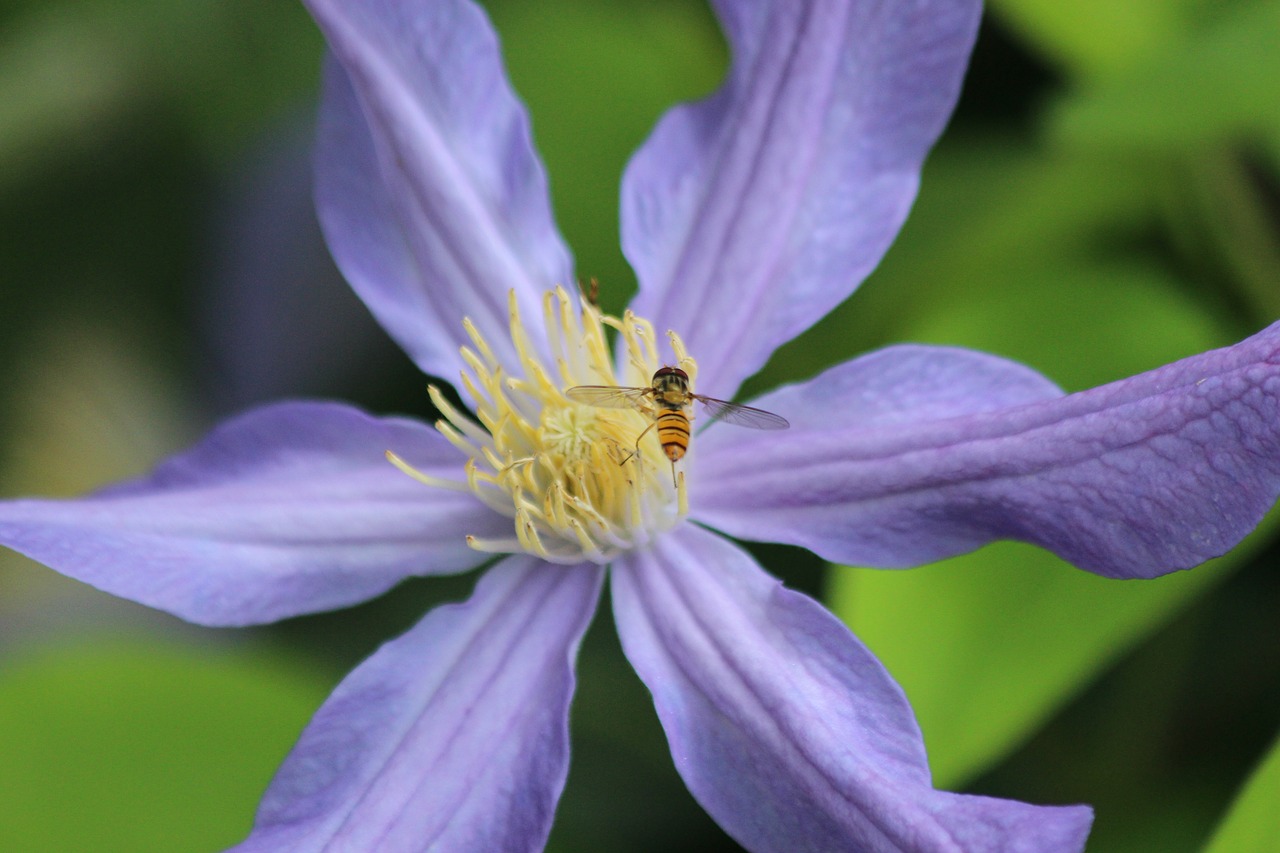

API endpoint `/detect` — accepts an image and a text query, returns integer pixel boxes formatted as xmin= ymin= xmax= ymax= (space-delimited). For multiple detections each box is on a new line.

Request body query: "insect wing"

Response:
xmin=564 ymin=385 xmax=652 ymax=410
xmin=694 ymin=395 xmax=790 ymax=430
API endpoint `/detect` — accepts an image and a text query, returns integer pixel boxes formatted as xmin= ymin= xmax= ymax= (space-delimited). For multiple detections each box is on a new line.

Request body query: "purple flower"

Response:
xmin=3 ymin=0 xmax=1280 ymax=850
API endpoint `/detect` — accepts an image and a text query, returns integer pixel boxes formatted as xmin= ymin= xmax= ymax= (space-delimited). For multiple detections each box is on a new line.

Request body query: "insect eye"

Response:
xmin=654 ymin=366 xmax=688 ymax=380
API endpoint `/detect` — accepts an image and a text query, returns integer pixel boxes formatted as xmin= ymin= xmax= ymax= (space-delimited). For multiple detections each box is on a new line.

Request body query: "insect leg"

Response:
xmin=620 ymin=419 xmax=658 ymax=466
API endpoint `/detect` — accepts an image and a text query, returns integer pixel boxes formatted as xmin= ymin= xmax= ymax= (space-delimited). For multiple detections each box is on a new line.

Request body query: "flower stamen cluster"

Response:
xmin=389 ymin=287 xmax=688 ymax=564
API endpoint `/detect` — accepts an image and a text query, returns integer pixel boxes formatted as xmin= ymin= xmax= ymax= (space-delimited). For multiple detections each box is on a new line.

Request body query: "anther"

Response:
xmin=389 ymin=288 xmax=686 ymax=565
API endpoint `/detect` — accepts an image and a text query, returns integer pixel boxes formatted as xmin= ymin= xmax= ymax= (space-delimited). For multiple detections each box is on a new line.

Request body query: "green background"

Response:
xmin=1 ymin=0 xmax=1278 ymax=850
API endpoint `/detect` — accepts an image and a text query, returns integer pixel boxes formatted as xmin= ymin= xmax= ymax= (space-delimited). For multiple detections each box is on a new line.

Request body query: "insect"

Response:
xmin=565 ymin=367 xmax=789 ymax=482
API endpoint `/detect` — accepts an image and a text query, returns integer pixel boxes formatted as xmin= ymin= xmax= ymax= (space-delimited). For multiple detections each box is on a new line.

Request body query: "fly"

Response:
xmin=565 ymin=366 xmax=789 ymax=483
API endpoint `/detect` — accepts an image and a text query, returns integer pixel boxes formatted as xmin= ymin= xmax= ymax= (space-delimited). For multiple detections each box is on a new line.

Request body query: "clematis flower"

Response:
xmin=4 ymin=0 xmax=1280 ymax=850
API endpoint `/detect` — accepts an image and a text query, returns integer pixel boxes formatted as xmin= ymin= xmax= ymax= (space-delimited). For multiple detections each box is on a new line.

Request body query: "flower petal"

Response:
xmin=622 ymin=0 xmax=981 ymax=394
xmin=308 ymin=0 xmax=573 ymax=381
xmin=233 ymin=557 xmax=602 ymax=852
xmin=694 ymin=326 xmax=1280 ymax=577
xmin=0 ymin=402 xmax=507 ymax=626
xmin=612 ymin=526 xmax=1092 ymax=853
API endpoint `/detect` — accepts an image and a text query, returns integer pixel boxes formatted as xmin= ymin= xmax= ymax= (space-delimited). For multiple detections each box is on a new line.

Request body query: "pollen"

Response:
xmin=390 ymin=287 xmax=689 ymax=565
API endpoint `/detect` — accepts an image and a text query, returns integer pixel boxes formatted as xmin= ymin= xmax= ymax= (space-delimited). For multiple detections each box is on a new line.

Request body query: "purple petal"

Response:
xmin=694 ymin=325 xmax=1280 ymax=577
xmin=233 ymin=558 xmax=602 ymax=852
xmin=0 ymin=402 xmax=507 ymax=626
xmin=612 ymin=526 xmax=1092 ymax=852
xmin=308 ymin=0 xmax=573 ymax=382
xmin=622 ymin=0 xmax=981 ymax=394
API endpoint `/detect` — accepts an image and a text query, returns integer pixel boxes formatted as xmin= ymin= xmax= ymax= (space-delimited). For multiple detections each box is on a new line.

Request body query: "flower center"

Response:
xmin=389 ymin=287 xmax=691 ymax=565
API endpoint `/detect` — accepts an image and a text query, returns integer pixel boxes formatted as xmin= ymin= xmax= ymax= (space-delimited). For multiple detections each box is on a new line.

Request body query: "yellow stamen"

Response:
xmin=384 ymin=450 xmax=468 ymax=492
xmin=390 ymin=287 xmax=691 ymax=565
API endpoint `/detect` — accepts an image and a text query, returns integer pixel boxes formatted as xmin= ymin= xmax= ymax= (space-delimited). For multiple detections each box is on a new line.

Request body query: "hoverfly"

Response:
xmin=565 ymin=367 xmax=789 ymax=482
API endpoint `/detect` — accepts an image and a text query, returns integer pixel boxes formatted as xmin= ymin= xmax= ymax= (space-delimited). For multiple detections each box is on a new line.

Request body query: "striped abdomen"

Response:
xmin=655 ymin=409 xmax=690 ymax=462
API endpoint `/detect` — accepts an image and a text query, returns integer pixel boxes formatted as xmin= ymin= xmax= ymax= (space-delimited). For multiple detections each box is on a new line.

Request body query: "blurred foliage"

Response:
xmin=0 ymin=0 xmax=1277 ymax=851
xmin=485 ymin=0 xmax=725 ymax=318
xmin=1204 ymin=729 xmax=1280 ymax=853
xmin=0 ymin=0 xmax=322 ymax=178
xmin=0 ymin=640 xmax=329 ymax=852
xmin=990 ymin=0 xmax=1221 ymax=79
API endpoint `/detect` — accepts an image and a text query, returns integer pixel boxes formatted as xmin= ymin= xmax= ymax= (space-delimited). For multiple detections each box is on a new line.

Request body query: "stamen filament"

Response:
xmin=436 ymin=421 xmax=480 ymax=458
xmin=384 ymin=451 xmax=469 ymax=492
xmin=388 ymin=287 xmax=689 ymax=565
xmin=462 ymin=316 xmax=499 ymax=368
xmin=427 ymin=386 xmax=489 ymax=445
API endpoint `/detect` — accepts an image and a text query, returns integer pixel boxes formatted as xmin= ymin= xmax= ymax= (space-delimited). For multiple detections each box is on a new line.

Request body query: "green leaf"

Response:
xmin=1050 ymin=2 xmax=1280 ymax=148
xmin=1203 ymin=730 xmax=1280 ymax=853
xmin=902 ymin=260 xmax=1233 ymax=391
xmin=988 ymin=0 xmax=1212 ymax=79
xmin=828 ymin=520 xmax=1271 ymax=789
xmin=830 ymin=551 xmax=1189 ymax=788
xmin=1159 ymin=150 xmax=1280 ymax=326
xmin=0 ymin=638 xmax=330 ymax=852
